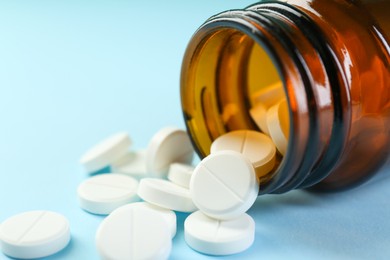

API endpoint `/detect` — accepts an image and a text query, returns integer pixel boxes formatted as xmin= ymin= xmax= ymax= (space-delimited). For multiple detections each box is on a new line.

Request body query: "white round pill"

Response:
xmin=0 ymin=211 xmax=70 ymax=259
xmin=77 ymin=173 xmax=140 ymax=215
xmin=266 ymin=99 xmax=290 ymax=155
xmin=250 ymin=104 xmax=270 ymax=135
xmin=80 ymin=132 xmax=131 ymax=173
xmin=132 ymin=202 xmax=177 ymax=238
xmin=138 ymin=178 xmax=197 ymax=212
xmin=184 ymin=211 xmax=255 ymax=256
xmin=111 ymin=150 xmax=148 ymax=180
xmin=210 ymin=130 xmax=276 ymax=177
xmin=251 ymin=81 xmax=285 ymax=108
xmin=167 ymin=163 xmax=194 ymax=189
xmin=96 ymin=203 xmax=172 ymax=260
xmin=190 ymin=151 xmax=259 ymax=220
xmin=146 ymin=127 xmax=194 ymax=178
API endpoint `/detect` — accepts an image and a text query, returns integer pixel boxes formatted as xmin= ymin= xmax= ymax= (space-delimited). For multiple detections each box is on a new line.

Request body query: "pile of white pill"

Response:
xmin=90 ymin=83 xmax=288 ymax=259
xmin=77 ymin=127 xmax=263 ymax=259
xmin=0 ymin=83 xmax=289 ymax=259
xmin=250 ymin=82 xmax=289 ymax=156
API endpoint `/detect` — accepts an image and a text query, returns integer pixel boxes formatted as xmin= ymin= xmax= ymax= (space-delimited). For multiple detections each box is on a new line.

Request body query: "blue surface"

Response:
xmin=0 ymin=1 xmax=389 ymax=259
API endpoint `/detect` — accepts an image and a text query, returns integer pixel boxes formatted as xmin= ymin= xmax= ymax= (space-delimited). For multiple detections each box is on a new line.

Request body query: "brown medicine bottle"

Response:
xmin=180 ymin=0 xmax=390 ymax=194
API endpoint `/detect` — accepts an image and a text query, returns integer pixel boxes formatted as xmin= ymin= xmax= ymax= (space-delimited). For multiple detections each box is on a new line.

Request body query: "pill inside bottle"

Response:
xmin=181 ymin=30 xmax=291 ymax=188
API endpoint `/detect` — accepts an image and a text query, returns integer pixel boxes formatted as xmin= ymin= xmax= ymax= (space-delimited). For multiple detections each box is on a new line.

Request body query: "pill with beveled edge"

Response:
xmin=77 ymin=173 xmax=140 ymax=215
xmin=80 ymin=132 xmax=131 ymax=173
xmin=146 ymin=127 xmax=194 ymax=178
xmin=0 ymin=211 xmax=70 ymax=259
xmin=96 ymin=203 xmax=171 ymax=260
xmin=138 ymin=178 xmax=197 ymax=213
xmin=184 ymin=210 xmax=255 ymax=256
xmin=266 ymin=99 xmax=290 ymax=155
xmin=167 ymin=163 xmax=194 ymax=189
xmin=210 ymin=130 xmax=276 ymax=178
xmin=190 ymin=150 xmax=259 ymax=220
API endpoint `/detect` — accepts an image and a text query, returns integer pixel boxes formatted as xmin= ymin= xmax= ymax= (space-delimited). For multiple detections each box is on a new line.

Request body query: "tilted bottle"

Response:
xmin=180 ymin=0 xmax=390 ymax=194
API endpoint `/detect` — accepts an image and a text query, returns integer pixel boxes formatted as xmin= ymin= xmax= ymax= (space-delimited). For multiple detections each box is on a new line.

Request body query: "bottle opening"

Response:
xmin=181 ymin=26 xmax=290 ymax=184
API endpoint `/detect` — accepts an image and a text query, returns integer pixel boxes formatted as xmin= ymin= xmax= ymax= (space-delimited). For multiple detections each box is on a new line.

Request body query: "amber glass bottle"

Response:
xmin=180 ymin=0 xmax=390 ymax=194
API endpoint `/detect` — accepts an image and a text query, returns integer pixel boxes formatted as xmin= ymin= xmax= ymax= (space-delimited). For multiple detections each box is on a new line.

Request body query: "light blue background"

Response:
xmin=0 ymin=1 xmax=389 ymax=259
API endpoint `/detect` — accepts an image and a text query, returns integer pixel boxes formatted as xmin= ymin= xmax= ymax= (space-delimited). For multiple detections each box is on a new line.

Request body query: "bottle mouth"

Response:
xmin=180 ymin=14 xmax=296 ymax=194
xmin=181 ymin=3 xmax=347 ymax=194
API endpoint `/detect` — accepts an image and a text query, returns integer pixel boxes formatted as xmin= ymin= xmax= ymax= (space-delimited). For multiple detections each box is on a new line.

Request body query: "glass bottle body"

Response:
xmin=180 ymin=0 xmax=390 ymax=194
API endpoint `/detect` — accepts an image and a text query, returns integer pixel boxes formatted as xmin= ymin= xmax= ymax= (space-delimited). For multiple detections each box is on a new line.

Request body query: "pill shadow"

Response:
xmin=88 ymin=166 xmax=112 ymax=176
xmin=251 ymin=189 xmax=321 ymax=213
xmin=173 ymin=212 xmax=190 ymax=242
xmin=359 ymin=161 xmax=390 ymax=189
xmin=250 ymin=165 xmax=390 ymax=215
xmin=76 ymin=205 xmax=110 ymax=218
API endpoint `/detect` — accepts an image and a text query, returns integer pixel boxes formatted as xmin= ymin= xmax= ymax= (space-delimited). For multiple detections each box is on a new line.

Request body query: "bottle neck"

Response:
xmin=245 ymin=2 xmax=350 ymax=193
xmin=180 ymin=2 xmax=350 ymax=194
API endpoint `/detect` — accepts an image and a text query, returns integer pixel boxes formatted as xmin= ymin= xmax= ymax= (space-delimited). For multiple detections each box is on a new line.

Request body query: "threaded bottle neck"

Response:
xmin=246 ymin=2 xmax=349 ymax=193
